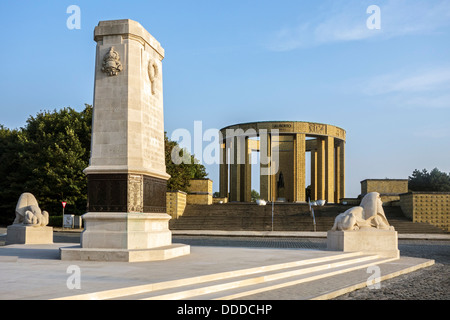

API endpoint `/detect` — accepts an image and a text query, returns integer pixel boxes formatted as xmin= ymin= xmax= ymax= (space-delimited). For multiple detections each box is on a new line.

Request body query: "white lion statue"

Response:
xmin=331 ymin=192 xmax=394 ymax=231
xmin=13 ymin=193 xmax=49 ymax=227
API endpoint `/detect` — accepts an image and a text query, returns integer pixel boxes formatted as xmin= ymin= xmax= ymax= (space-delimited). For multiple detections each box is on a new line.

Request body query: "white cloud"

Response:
xmin=266 ymin=0 xmax=450 ymax=52
xmin=313 ymin=4 xmax=376 ymax=44
xmin=363 ymin=67 xmax=450 ymax=96
xmin=357 ymin=66 xmax=450 ymax=109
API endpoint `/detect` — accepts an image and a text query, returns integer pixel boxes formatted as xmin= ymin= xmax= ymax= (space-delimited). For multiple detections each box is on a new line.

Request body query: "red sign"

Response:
xmin=62 ymin=202 xmax=67 ymax=208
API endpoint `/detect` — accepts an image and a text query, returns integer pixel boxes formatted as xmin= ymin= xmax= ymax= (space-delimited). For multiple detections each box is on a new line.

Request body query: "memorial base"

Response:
xmin=60 ymin=244 xmax=190 ymax=262
xmin=327 ymin=229 xmax=399 ymax=258
xmin=6 ymin=225 xmax=53 ymax=245
xmin=59 ymin=212 xmax=190 ymax=262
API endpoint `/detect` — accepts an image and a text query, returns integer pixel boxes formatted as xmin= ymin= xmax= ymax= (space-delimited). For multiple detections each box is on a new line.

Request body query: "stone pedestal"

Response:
xmin=60 ymin=213 xmax=190 ymax=262
xmin=60 ymin=19 xmax=189 ymax=262
xmin=60 ymin=243 xmax=190 ymax=263
xmin=80 ymin=213 xmax=171 ymax=249
xmin=6 ymin=225 xmax=53 ymax=245
xmin=327 ymin=229 xmax=399 ymax=258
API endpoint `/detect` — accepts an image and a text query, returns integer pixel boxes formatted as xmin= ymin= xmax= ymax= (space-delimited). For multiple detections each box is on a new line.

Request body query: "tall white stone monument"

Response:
xmin=61 ymin=19 xmax=190 ymax=262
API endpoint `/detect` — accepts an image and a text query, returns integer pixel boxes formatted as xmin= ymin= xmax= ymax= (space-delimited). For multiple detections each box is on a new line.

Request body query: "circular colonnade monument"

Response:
xmin=218 ymin=121 xmax=346 ymax=204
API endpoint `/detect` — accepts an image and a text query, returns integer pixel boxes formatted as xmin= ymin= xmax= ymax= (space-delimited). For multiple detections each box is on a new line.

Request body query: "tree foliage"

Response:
xmin=165 ymin=132 xmax=208 ymax=192
xmin=0 ymin=125 xmax=25 ymax=224
xmin=251 ymin=189 xmax=260 ymax=202
xmin=408 ymin=168 xmax=450 ymax=192
xmin=0 ymin=107 xmax=207 ymax=225
xmin=0 ymin=105 xmax=92 ymax=224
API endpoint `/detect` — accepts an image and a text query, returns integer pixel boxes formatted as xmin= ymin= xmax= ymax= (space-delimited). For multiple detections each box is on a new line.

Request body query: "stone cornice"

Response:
xmin=94 ymin=19 xmax=165 ymax=59
xmin=220 ymin=121 xmax=346 ymax=141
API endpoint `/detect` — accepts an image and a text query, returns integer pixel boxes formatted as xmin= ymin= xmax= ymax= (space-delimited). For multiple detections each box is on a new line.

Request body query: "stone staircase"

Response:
xmin=169 ymin=203 xmax=448 ymax=234
xmin=55 ymin=251 xmax=415 ymax=300
xmin=134 ymin=253 xmax=395 ymax=300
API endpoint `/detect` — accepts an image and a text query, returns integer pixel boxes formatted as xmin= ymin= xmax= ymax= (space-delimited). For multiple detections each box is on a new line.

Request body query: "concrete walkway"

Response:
xmin=170 ymin=230 xmax=450 ymax=240
xmin=0 ymin=241 xmax=434 ymax=300
xmin=2 ymin=227 xmax=450 ymax=240
xmin=14 ymin=228 xmax=449 ymax=240
xmin=0 ymin=227 xmax=445 ymax=301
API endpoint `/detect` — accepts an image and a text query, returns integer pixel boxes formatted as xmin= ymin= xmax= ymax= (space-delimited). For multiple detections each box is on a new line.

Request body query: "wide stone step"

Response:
xmin=48 ymin=240 xmax=437 ymax=302
xmin=226 ymin=257 xmax=434 ymax=300
xmin=170 ymin=204 xmax=448 ymax=234
xmin=54 ymin=252 xmax=390 ymax=300
xmin=141 ymin=255 xmax=386 ymax=300
xmin=53 ymin=251 xmax=434 ymax=300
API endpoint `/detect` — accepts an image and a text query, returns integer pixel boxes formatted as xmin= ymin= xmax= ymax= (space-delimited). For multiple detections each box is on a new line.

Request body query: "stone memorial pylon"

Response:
xmin=61 ymin=19 xmax=190 ymax=262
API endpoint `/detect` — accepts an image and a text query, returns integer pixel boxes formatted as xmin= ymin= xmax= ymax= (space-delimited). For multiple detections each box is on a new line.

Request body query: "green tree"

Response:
xmin=0 ymin=126 xmax=27 ymax=225
xmin=251 ymin=189 xmax=260 ymax=202
xmin=19 ymin=105 xmax=92 ymax=216
xmin=164 ymin=132 xmax=208 ymax=192
xmin=0 ymin=106 xmax=208 ymax=226
xmin=0 ymin=105 xmax=93 ymax=225
xmin=409 ymin=168 xmax=450 ymax=192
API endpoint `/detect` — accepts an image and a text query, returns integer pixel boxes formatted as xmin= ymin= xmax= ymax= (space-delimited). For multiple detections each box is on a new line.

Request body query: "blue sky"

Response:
xmin=0 ymin=0 xmax=449 ymax=198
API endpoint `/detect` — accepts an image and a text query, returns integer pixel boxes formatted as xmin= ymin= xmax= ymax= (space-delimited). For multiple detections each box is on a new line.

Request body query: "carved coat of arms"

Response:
xmin=101 ymin=47 xmax=123 ymax=76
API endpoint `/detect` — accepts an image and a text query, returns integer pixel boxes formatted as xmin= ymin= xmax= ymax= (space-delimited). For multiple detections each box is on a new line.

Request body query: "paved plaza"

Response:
xmin=171 ymin=235 xmax=449 ymax=300
xmin=0 ymin=228 xmax=448 ymax=300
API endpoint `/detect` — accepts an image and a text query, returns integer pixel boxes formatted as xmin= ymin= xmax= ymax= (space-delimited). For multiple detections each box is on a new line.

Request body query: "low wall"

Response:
xmin=360 ymin=179 xmax=408 ymax=206
xmin=166 ymin=191 xmax=187 ymax=219
xmin=189 ymin=179 xmax=213 ymax=194
xmin=399 ymin=192 xmax=450 ymax=232
xmin=361 ymin=179 xmax=408 ymax=195
xmin=187 ymin=179 xmax=213 ymax=205
xmin=187 ymin=194 xmax=212 ymax=205
xmin=339 ymin=198 xmax=360 ymax=206
xmin=213 ymin=197 xmax=228 ymax=204
xmin=380 ymin=194 xmax=401 ymax=206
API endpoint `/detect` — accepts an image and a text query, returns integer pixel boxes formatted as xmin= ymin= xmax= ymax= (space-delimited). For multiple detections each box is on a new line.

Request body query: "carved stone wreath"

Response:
xmin=102 ymin=47 xmax=123 ymax=76
xmin=148 ymin=59 xmax=159 ymax=94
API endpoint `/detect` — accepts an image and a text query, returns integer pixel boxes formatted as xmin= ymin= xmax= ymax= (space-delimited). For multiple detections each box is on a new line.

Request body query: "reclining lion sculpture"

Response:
xmin=13 ymin=193 xmax=49 ymax=227
xmin=331 ymin=192 xmax=394 ymax=231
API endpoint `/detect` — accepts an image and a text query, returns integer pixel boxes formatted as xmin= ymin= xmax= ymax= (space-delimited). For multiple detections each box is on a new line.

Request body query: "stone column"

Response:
xmin=325 ymin=136 xmax=335 ymax=203
xmin=294 ymin=134 xmax=306 ymax=202
xmin=316 ymin=137 xmax=325 ymax=201
xmin=244 ymin=137 xmax=252 ymax=202
xmin=60 ymin=19 xmax=189 ymax=262
xmin=310 ymin=148 xmax=317 ymax=201
xmin=260 ymin=133 xmax=272 ymax=201
xmin=334 ymin=143 xmax=340 ymax=203
xmin=230 ymin=134 xmax=246 ymax=202
xmin=219 ymin=142 xmax=228 ymax=198
xmin=336 ymin=140 xmax=345 ymax=202
xmin=229 ymin=139 xmax=239 ymax=202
